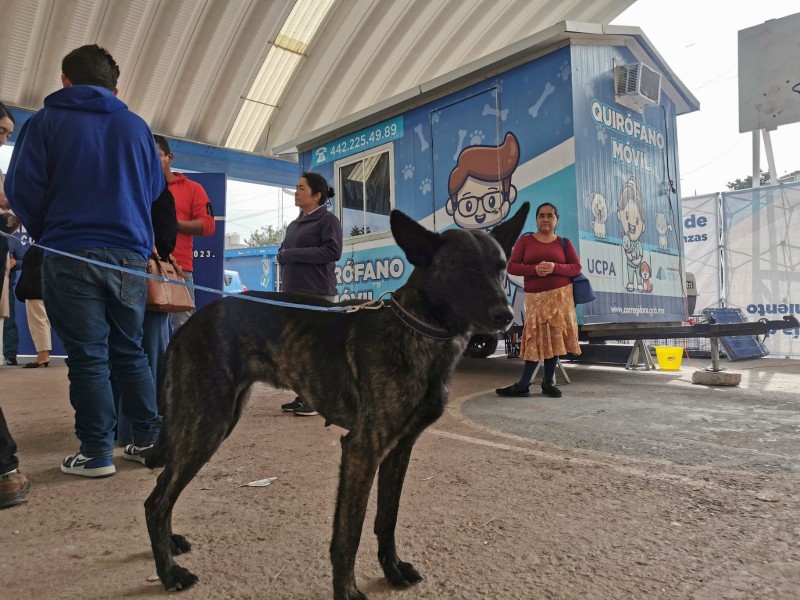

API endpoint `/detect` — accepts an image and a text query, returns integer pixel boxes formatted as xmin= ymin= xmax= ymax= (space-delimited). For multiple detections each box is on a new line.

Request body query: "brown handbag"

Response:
xmin=146 ymin=257 xmax=195 ymax=313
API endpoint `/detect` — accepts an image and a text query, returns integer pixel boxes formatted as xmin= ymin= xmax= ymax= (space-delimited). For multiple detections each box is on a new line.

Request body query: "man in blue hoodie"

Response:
xmin=4 ymin=45 xmax=164 ymax=477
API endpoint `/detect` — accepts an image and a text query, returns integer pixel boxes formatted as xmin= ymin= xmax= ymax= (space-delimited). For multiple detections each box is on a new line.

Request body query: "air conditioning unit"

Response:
xmin=614 ymin=62 xmax=661 ymax=112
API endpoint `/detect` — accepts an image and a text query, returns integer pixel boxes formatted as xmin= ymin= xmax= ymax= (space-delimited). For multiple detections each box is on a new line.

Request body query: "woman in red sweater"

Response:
xmin=497 ymin=202 xmax=582 ymax=397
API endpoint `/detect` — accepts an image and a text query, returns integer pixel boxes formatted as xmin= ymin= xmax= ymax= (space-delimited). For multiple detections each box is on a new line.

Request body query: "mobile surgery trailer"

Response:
xmin=275 ymin=21 xmax=700 ymax=350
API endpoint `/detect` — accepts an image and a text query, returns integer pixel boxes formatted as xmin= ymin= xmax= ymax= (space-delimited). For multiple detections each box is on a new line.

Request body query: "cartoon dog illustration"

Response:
xmin=589 ymin=192 xmax=608 ymax=239
xmin=640 ymin=261 xmax=653 ymax=293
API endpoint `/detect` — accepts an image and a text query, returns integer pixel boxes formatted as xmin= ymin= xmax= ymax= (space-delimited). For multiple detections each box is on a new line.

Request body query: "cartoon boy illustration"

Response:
xmin=446 ymin=132 xmax=520 ymax=230
xmin=617 ymin=176 xmax=646 ymax=292
xmin=446 ymin=131 xmax=524 ymax=322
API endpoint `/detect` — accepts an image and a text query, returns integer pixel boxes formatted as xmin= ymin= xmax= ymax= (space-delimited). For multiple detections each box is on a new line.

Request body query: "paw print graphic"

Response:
xmin=559 ymin=61 xmax=570 ymax=82
xmin=402 ymin=164 xmax=415 ymax=180
xmin=419 ymin=178 xmax=432 ymax=195
xmin=431 ymin=112 xmax=440 ymax=124
xmin=470 ymin=130 xmax=485 ymax=145
xmin=596 ymin=125 xmax=607 ymax=145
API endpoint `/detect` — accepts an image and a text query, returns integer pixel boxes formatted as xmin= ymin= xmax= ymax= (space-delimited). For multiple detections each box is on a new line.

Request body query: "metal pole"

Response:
xmin=706 ymin=337 xmax=725 ymax=372
xmin=762 ymin=129 xmax=778 ymax=185
xmin=752 ymin=130 xmax=761 ymax=188
xmin=717 ymin=191 xmax=726 ymax=307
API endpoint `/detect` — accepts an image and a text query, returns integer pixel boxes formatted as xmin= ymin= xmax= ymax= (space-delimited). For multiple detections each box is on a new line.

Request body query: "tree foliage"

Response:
xmin=244 ymin=223 xmax=288 ymax=247
xmin=349 ymin=226 xmax=372 ymax=237
xmin=726 ymin=170 xmax=770 ymax=191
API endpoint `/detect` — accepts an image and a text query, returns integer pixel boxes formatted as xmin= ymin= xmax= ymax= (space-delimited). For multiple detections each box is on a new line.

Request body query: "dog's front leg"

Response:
xmin=375 ymin=437 xmax=424 ymax=588
xmin=331 ymin=431 xmax=382 ymax=600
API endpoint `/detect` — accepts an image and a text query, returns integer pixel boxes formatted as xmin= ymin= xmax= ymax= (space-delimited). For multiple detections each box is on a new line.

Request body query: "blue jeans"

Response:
xmin=169 ymin=271 xmax=195 ymax=334
xmin=114 ymin=310 xmax=170 ymax=445
xmin=43 ymin=249 xmax=161 ymax=458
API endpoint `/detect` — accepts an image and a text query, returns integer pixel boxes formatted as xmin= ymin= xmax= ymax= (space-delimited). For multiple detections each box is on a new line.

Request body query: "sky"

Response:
xmin=223 ymin=179 xmax=296 ymax=243
xmin=612 ymin=0 xmax=800 ymax=196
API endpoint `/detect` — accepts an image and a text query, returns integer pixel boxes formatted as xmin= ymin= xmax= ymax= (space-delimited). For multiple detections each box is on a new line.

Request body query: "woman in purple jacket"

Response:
xmin=277 ymin=171 xmax=342 ymax=416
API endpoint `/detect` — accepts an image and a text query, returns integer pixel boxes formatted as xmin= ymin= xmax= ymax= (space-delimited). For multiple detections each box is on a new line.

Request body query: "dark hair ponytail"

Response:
xmin=0 ymin=101 xmax=15 ymax=124
xmin=301 ymin=171 xmax=335 ymax=206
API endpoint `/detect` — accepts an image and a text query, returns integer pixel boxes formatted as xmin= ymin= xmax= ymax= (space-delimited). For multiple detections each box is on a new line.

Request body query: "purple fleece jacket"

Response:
xmin=278 ymin=205 xmax=342 ymax=296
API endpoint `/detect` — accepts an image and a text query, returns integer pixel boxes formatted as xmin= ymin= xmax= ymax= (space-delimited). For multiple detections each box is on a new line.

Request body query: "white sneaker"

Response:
xmin=61 ymin=452 xmax=116 ymax=478
xmin=122 ymin=444 xmax=154 ymax=465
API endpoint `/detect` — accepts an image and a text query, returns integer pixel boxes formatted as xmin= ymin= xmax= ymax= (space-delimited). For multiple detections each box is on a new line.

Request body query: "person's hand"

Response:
xmin=2 ymin=212 xmax=20 ymax=233
xmin=535 ymin=261 xmax=555 ymax=276
xmin=168 ymin=255 xmax=184 ymax=277
xmin=9 ymin=256 xmax=16 ymax=269
xmin=0 ymin=192 xmax=9 ymax=210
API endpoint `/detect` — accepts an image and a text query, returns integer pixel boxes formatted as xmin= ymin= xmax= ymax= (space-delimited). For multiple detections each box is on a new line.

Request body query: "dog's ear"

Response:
xmin=491 ymin=202 xmax=530 ymax=258
xmin=390 ymin=210 xmax=444 ymax=268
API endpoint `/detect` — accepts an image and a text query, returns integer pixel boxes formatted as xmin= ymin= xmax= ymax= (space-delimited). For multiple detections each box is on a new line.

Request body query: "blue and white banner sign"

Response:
xmin=311 ymin=116 xmax=404 ymax=166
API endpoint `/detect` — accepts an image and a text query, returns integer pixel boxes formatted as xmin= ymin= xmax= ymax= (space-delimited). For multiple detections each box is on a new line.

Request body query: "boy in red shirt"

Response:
xmin=154 ymin=136 xmax=216 ymax=332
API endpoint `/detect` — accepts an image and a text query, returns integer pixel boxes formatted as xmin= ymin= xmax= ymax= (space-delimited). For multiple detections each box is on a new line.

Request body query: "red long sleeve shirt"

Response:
xmin=507 ymin=234 xmax=582 ymax=293
xmin=168 ymin=173 xmax=215 ymax=272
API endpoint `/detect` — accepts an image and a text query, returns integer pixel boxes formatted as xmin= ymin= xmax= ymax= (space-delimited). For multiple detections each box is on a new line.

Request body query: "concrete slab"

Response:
xmin=461 ymin=356 xmax=800 ymax=471
xmin=692 ymin=370 xmax=742 ymax=386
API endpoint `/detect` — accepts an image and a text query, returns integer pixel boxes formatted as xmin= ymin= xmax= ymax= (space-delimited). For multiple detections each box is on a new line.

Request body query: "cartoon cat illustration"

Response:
xmin=640 ymin=261 xmax=653 ymax=293
xmin=589 ymin=192 xmax=608 ymax=239
xmin=655 ymin=212 xmax=672 ymax=251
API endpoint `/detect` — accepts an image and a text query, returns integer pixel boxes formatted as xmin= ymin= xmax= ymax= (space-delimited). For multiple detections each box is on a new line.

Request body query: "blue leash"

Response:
xmin=0 ymin=230 xmax=360 ymax=314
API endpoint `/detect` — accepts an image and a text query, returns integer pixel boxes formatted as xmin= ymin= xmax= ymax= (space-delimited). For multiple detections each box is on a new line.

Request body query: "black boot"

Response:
xmin=495 ymin=382 xmax=531 ymax=397
xmin=541 ymin=382 xmax=562 ymax=397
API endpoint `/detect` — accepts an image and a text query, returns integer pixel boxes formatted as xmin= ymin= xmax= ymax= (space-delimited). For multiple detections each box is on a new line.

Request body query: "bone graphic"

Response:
xmin=413 ymin=123 xmax=430 ymax=151
xmin=528 ymin=82 xmax=555 ymax=118
xmin=453 ymin=129 xmax=468 ymax=161
xmin=482 ymin=104 xmax=509 ymax=121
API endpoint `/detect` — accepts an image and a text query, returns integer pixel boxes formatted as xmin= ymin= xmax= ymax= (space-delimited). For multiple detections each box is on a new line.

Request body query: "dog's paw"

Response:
xmin=397 ymin=560 xmax=423 ymax=585
xmin=164 ymin=565 xmax=199 ymax=592
xmin=170 ymin=534 xmax=192 ymax=555
xmin=381 ymin=557 xmax=423 ymax=588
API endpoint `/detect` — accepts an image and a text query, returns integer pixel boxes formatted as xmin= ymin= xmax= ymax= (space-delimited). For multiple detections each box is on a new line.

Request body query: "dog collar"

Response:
xmin=389 ymin=297 xmax=457 ymax=341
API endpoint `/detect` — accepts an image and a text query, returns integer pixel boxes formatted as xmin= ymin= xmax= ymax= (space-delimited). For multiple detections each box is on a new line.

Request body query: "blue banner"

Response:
xmin=185 ymin=173 xmax=227 ymax=310
xmin=311 ymin=117 xmax=404 ymax=166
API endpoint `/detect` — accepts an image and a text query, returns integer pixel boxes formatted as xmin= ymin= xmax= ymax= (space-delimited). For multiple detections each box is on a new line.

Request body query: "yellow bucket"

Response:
xmin=655 ymin=346 xmax=684 ymax=370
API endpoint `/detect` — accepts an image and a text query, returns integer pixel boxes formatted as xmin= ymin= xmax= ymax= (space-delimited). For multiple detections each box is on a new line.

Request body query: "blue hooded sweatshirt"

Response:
xmin=4 ymin=85 xmax=163 ymax=259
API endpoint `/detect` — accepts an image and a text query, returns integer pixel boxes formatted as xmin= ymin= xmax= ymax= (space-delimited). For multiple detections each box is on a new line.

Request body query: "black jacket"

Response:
xmin=15 ymin=244 xmax=42 ymax=301
xmin=152 ymin=184 xmax=178 ymax=260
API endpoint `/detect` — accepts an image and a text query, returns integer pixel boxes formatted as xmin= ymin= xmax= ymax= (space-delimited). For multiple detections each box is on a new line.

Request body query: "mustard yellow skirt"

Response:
xmin=519 ymin=284 xmax=581 ymax=362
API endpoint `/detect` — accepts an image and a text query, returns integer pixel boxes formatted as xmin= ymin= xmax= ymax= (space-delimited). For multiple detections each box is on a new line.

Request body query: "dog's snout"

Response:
xmin=491 ymin=308 xmax=514 ymax=329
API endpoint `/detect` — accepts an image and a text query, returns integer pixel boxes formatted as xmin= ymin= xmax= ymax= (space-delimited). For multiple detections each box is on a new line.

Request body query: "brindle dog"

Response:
xmin=144 ymin=204 xmax=530 ymax=599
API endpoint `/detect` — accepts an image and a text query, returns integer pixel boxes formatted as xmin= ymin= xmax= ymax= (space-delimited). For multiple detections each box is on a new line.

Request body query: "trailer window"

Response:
xmin=336 ymin=145 xmax=394 ymax=239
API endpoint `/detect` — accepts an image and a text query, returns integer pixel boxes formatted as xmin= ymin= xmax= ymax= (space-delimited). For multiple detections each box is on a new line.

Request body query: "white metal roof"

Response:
xmin=276 ymin=20 xmax=701 ymax=154
xmin=0 ymin=0 xmax=636 ymax=160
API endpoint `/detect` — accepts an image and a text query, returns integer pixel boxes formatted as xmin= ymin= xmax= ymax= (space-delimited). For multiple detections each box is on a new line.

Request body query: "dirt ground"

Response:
xmin=1 ymin=355 xmax=799 ymax=599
